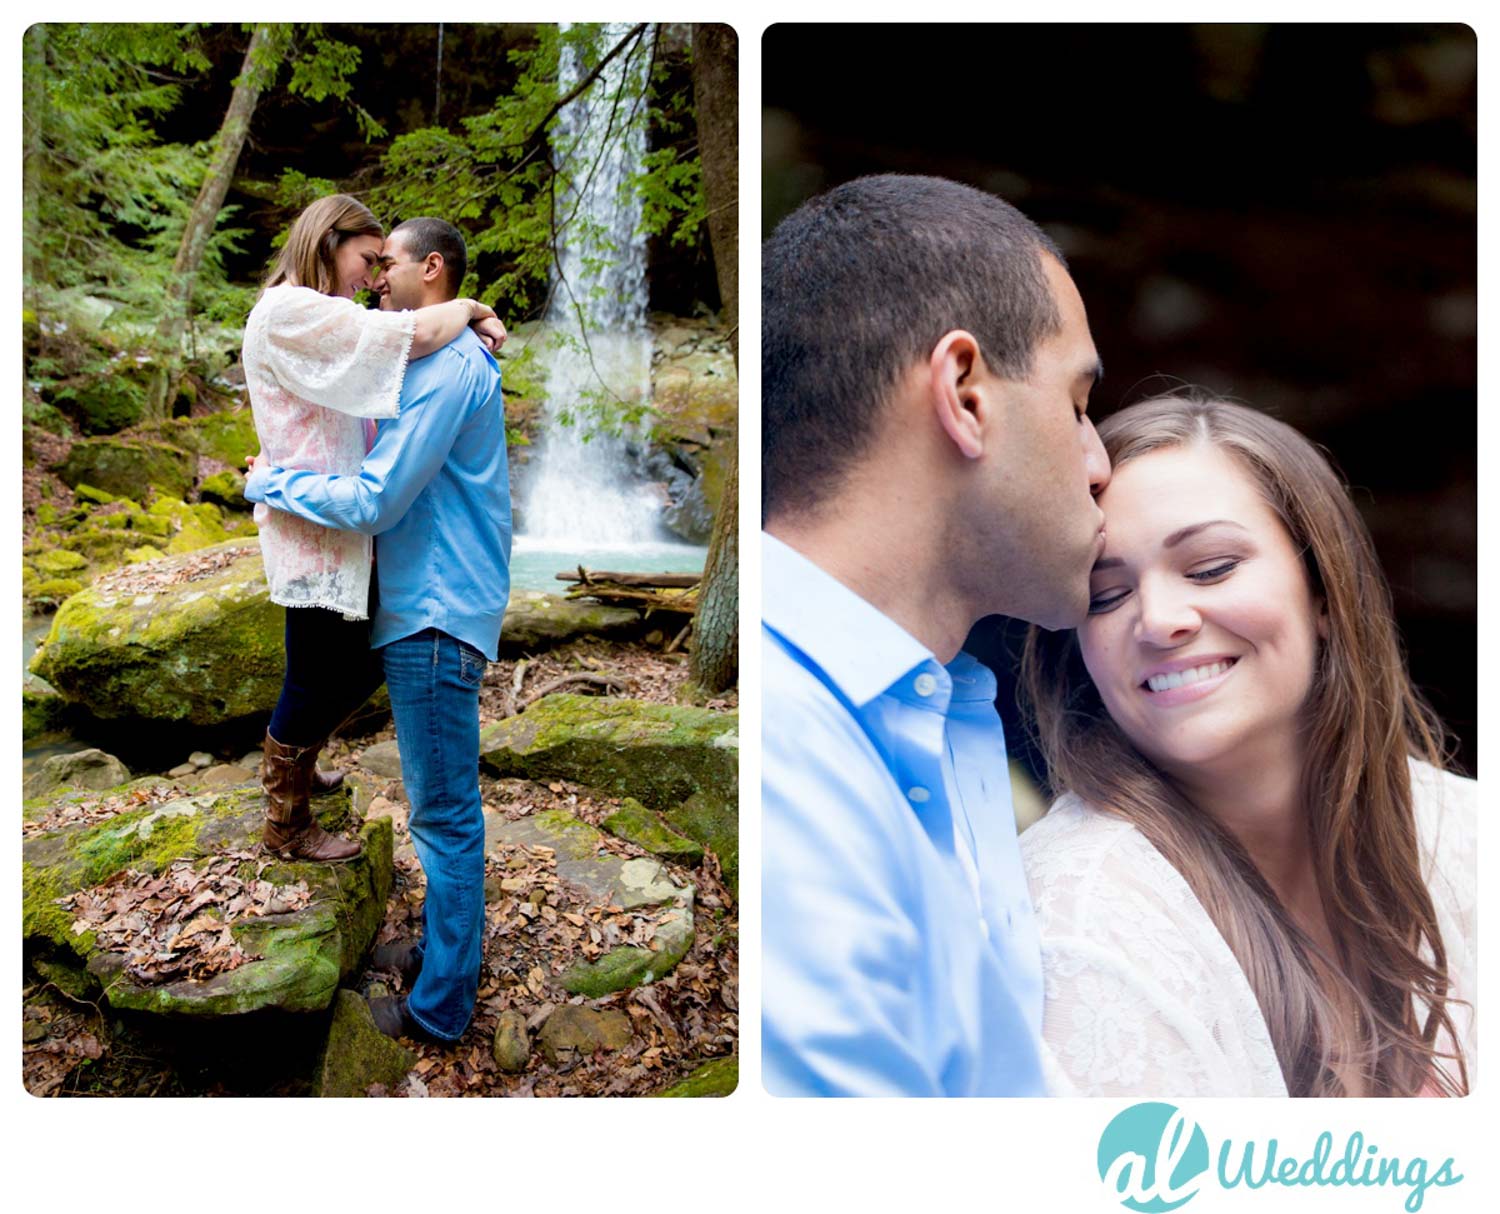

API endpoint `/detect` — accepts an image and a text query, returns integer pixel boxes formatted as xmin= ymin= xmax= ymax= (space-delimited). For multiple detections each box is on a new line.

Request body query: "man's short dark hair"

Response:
xmin=762 ymin=174 xmax=1066 ymax=520
xmin=391 ymin=217 xmax=468 ymax=298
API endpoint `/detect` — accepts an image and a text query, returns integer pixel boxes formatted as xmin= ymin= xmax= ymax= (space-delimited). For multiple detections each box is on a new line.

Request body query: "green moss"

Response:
xmin=651 ymin=1056 xmax=738 ymax=1097
xmin=22 ymin=689 xmax=71 ymax=739
xmin=31 ymin=954 xmax=103 ymax=1001
xmin=145 ymin=410 xmax=258 ymax=467
xmin=315 ymin=990 xmax=416 ymax=1096
xmin=31 ymin=577 xmax=85 ymax=604
xmin=663 ymin=791 xmax=738 ymax=895
xmin=24 ymin=398 xmax=72 ymax=437
xmin=54 ymin=366 xmax=150 ymax=435
xmin=561 ymin=946 xmax=659 ymax=997
xmin=73 ymin=483 xmax=117 ymax=506
xmin=29 ymin=541 xmax=287 ymax=726
xmin=559 ymin=903 xmax=693 ymax=996
xmin=199 ymin=469 xmax=249 ymax=511
xmin=31 ymin=548 xmax=88 ymax=576
xmin=55 ymin=438 xmax=194 ymax=501
xmin=22 ymin=861 xmax=80 ymax=950
xmin=531 ymin=808 xmax=606 ymax=860
xmin=603 ymin=798 xmax=704 ymax=862
xmin=36 ymin=502 xmax=59 ymax=525
xmin=23 ymin=784 xmax=395 ymax=1019
xmin=124 ymin=545 xmax=166 ymax=564
xmin=479 ymin=695 xmax=738 ymax=808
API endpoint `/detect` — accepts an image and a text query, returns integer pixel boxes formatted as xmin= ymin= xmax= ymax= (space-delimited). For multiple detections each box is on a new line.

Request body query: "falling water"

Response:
xmin=518 ymin=24 xmax=665 ymax=550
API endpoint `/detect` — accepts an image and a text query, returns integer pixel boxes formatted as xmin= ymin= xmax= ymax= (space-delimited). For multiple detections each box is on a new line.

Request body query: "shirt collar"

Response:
xmin=763 ymin=532 xmax=938 ymax=708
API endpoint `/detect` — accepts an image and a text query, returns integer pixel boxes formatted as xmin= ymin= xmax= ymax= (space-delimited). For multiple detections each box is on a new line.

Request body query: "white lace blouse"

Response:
xmin=243 ymin=284 xmax=417 ymax=618
xmin=1020 ymin=759 xmax=1476 ymax=1097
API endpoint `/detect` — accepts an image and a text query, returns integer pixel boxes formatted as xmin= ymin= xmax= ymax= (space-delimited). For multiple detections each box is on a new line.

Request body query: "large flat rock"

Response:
xmin=479 ymin=693 xmax=737 ymax=809
xmin=479 ymin=694 xmax=737 ymax=893
xmin=28 ymin=540 xmax=285 ymax=727
xmin=23 ymin=783 xmax=392 ymax=1018
xmin=485 ymin=807 xmax=695 ymax=996
xmin=499 ymin=590 xmax=643 ymax=654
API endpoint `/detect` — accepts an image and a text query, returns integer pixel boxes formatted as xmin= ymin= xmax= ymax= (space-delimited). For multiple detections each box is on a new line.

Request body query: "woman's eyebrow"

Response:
xmin=1162 ymin=519 xmax=1250 ymax=549
xmin=1092 ymin=519 xmax=1251 ymax=573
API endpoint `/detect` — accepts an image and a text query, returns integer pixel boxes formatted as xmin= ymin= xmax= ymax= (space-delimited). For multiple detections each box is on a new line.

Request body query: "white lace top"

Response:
xmin=1020 ymin=759 xmax=1476 ymax=1097
xmin=243 ymin=284 xmax=417 ymax=618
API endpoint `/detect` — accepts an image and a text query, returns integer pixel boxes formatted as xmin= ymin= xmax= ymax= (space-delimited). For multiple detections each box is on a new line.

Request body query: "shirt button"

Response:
xmin=907 ymin=786 xmax=930 ymax=804
xmin=913 ymin=672 xmax=937 ymax=697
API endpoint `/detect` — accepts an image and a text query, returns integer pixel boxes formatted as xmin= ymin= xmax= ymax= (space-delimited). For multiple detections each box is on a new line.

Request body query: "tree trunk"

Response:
xmin=22 ymin=24 xmax=47 ymax=305
xmin=687 ymin=24 xmax=739 ymax=695
xmin=155 ymin=23 xmax=282 ymax=359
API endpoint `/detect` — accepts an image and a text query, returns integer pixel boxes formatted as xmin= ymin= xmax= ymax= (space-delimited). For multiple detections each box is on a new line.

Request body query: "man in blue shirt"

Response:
xmin=762 ymin=175 xmax=1110 ymax=1095
xmin=246 ymin=218 xmax=510 ymax=1045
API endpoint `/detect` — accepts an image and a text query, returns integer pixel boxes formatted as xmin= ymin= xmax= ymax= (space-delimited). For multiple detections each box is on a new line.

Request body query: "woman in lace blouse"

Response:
xmin=244 ymin=194 xmax=505 ymax=862
xmin=1018 ymin=394 xmax=1473 ymax=1097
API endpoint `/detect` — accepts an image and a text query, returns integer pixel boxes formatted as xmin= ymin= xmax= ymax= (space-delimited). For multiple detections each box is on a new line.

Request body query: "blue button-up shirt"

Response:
xmin=246 ymin=328 xmax=511 ymax=660
xmin=762 ymin=533 xmax=1045 ymax=1096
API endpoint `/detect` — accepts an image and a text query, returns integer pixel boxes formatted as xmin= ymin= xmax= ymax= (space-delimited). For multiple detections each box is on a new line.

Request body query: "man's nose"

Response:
xmin=1134 ymin=577 xmax=1201 ymax=647
xmin=1082 ymin=416 xmax=1110 ymax=497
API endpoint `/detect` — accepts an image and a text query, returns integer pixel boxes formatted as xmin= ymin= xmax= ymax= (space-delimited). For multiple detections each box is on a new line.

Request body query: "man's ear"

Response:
xmin=423 ymin=253 xmax=445 ymax=286
xmin=928 ymin=330 xmax=988 ymax=460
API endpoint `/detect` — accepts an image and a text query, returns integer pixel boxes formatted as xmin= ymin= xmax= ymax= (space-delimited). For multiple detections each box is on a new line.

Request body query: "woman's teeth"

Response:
xmin=1145 ymin=659 xmax=1234 ymax=693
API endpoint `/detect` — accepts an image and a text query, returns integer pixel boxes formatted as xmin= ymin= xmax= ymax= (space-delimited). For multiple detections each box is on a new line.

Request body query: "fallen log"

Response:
xmin=563 ymin=581 xmax=698 ymax=615
xmin=556 ymin=568 xmax=701 ymax=589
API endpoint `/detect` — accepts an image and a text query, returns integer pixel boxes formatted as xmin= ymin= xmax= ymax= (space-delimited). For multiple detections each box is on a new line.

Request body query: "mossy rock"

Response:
xmin=22 ymin=784 xmax=392 ymax=1018
xmin=559 ymin=898 xmax=694 ymax=996
xmin=73 ymin=483 xmax=117 ymax=506
xmin=24 ymin=398 xmax=72 ymax=437
xmin=479 ymin=694 xmax=737 ymax=808
xmin=497 ymin=590 xmax=643 ymax=654
xmin=29 ymin=540 xmax=287 ymax=727
xmin=314 ymin=990 xmax=416 ymax=1097
xmin=30 ymin=549 xmax=88 ymax=577
xmin=603 ymin=797 xmax=704 ymax=863
xmin=54 ymin=366 xmax=151 ymax=435
xmin=30 ymin=577 xmax=86 ymax=606
xmin=200 ymin=469 xmax=250 ymax=511
xmin=651 ymin=1055 xmax=738 ymax=1097
xmin=662 ymin=790 xmax=738 ymax=896
xmin=22 ymin=688 xmax=73 ymax=739
xmin=55 ymin=437 xmax=194 ymax=502
xmin=144 ymin=410 xmax=259 ymax=468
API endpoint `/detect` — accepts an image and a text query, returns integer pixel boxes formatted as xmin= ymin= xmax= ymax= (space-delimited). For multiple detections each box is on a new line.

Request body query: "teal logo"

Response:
xmin=1097 ymin=1103 xmax=1466 ymax=1212
xmin=1097 ymin=1103 xmax=1210 ymax=1211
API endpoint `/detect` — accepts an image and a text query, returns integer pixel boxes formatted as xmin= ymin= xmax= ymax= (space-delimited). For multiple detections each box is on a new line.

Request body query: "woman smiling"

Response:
xmin=1018 ymin=392 xmax=1474 ymax=1098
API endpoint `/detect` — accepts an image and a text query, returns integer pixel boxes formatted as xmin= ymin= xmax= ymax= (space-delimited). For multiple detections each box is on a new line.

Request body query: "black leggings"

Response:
xmin=267 ymin=601 xmax=387 ymax=748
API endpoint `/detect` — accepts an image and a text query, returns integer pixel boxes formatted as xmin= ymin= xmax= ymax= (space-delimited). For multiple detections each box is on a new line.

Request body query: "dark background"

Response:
xmin=763 ymin=23 xmax=1477 ymax=778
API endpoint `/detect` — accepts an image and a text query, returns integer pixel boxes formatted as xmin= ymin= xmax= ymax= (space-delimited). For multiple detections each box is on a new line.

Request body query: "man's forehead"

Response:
xmin=379 ymin=232 xmax=413 ymax=261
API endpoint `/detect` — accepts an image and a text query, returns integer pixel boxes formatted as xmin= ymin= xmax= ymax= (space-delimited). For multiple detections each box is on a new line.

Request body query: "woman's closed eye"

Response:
xmin=1186 ymin=558 xmax=1242 ymax=583
xmin=1087 ymin=586 xmax=1129 ymax=615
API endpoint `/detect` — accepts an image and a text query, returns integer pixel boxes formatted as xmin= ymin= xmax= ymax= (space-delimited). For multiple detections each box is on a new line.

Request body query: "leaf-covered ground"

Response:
xmin=22 ymin=636 xmax=738 ymax=1097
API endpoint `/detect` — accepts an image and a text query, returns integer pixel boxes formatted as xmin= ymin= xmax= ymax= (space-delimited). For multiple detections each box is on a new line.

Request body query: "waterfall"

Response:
xmin=519 ymin=23 xmax=663 ymax=548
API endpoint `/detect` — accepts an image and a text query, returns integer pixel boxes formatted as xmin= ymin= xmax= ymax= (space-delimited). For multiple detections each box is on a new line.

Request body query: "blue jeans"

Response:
xmin=381 ymin=628 xmax=488 ymax=1041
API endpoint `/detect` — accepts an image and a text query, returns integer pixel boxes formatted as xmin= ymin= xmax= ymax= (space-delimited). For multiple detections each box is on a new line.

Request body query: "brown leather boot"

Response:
xmin=262 ymin=731 xmax=361 ymax=863
xmin=310 ymin=765 xmax=345 ymax=796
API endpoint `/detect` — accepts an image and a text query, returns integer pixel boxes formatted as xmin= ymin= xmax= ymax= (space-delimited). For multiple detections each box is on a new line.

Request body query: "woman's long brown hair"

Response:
xmin=1021 ymin=392 xmax=1467 ymax=1096
xmin=263 ymin=194 xmax=383 ymax=296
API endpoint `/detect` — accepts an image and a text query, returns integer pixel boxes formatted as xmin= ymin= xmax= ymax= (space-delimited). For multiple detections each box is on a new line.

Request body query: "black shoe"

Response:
xmin=370 ymin=939 xmax=423 ymax=989
xmin=367 ymin=994 xmax=426 ymax=1041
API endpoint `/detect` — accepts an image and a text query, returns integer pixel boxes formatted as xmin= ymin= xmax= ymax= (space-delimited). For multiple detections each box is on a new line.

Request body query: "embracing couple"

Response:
xmin=240 ymin=195 xmax=511 ymax=1048
xmin=762 ymin=175 xmax=1475 ymax=1099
